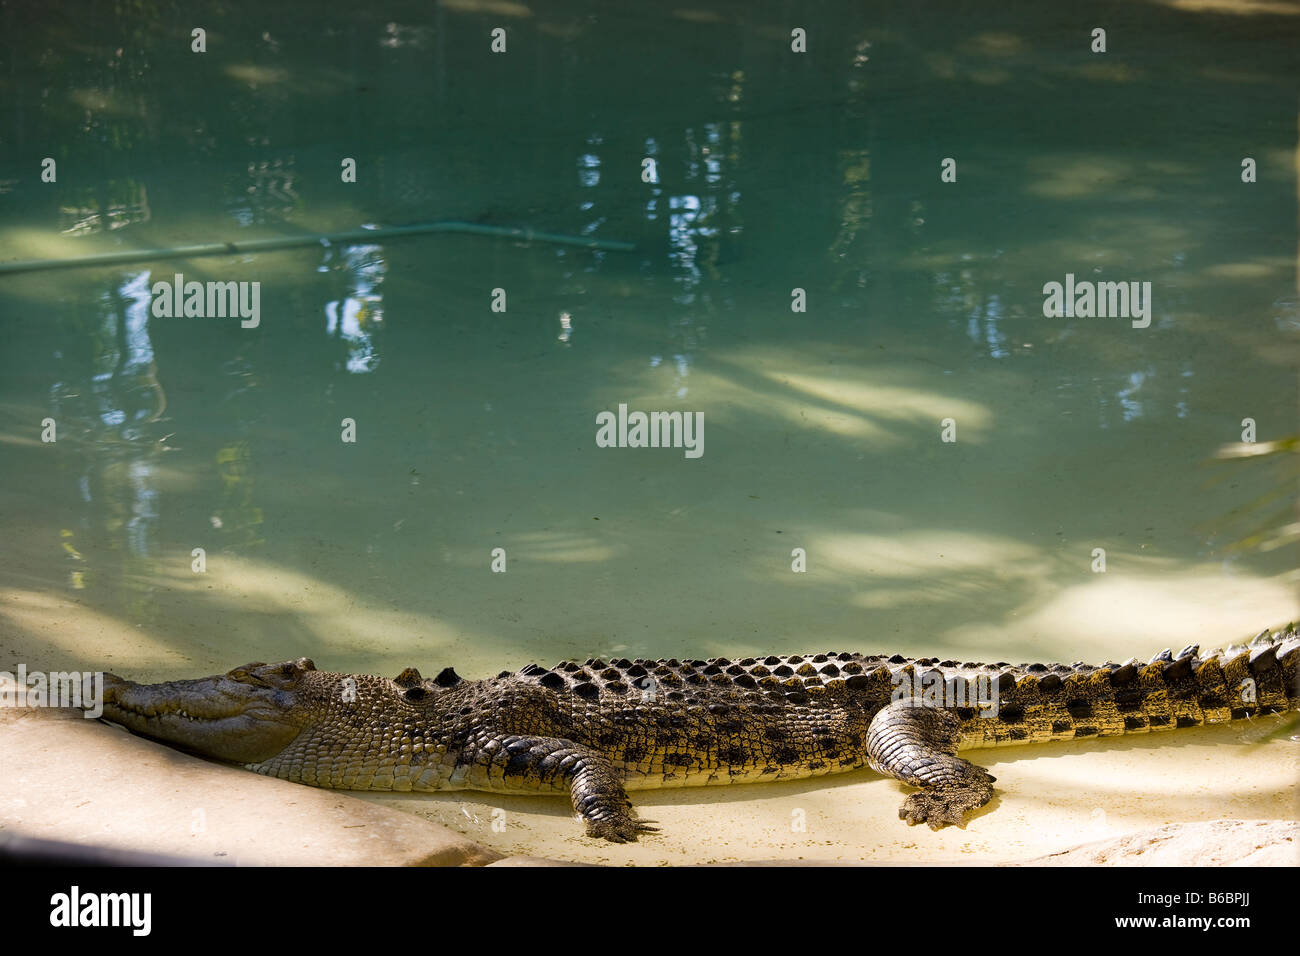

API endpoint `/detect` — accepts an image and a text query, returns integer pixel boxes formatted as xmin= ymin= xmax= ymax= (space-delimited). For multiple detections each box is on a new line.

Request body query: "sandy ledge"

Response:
xmin=2 ymin=691 xmax=1294 ymax=866
xmin=358 ymin=714 xmax=1298 ymax=865
xmin=0 ymin=701 xmax=499 ymax=866
xmin=1014 ymin=819 xmax=1297 ymax=867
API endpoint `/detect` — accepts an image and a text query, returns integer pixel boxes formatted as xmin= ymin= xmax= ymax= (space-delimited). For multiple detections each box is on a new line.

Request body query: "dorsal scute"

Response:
xmin=520 ymin=627 xmax=1300 ymax=703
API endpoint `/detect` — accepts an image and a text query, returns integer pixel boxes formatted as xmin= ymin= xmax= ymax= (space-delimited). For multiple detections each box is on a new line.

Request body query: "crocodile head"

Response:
xmin=101 ymin=658 xmax=324 ymax=764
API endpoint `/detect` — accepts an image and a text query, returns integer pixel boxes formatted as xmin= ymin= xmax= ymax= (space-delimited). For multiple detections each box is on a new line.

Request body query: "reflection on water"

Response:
xmin=324 ymin=243 xmax=386 ymax=374
xmin=60 ymin=180 xmax=151 ymax=236
xmin=92 ymin=272 xmax=162 ymax=437
xmin=228 ymin=157 xmax=300 ymax=227
xmin=0 ymin=0 xmax=1296 ymax=683
xmin=43 ymin=271 xmax=168 ymax=589
xmin=215 ymin=441 xmax=264 ymax=552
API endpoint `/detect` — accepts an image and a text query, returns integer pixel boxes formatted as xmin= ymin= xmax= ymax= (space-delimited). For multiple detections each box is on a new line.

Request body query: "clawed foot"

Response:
xmin=584 ymin=815 xmax=659 ymax=843
xmin=899 ymin=780 xmax=994 ymax=830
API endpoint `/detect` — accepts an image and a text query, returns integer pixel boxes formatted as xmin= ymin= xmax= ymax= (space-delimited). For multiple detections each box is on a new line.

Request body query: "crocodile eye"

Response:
xmin=281 ymin=664 xmax=296 ymax=677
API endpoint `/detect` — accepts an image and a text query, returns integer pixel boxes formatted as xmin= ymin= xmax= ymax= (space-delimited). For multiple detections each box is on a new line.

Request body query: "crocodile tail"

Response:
xmin=959 ymin=624 xmax=1300 ymax=749
xmin=1188 ymin=624 xmax=1300 ymax=719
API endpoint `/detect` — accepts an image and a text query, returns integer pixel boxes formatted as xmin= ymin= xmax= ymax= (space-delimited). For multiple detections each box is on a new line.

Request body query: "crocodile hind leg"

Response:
xmin=486 ymin=736 xmax=657 ymax=843
xmin=567 ymin=750 xmax=658 ymax=843
xmin=865 ymin=700 xmax=996 ymax=830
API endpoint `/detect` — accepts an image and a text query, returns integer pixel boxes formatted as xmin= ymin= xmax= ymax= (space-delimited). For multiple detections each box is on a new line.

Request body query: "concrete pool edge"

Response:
xmin=0 ymin=701 xmax=502 ymax=867
xmin=2 ymin=700 xmax=1293 ymax=867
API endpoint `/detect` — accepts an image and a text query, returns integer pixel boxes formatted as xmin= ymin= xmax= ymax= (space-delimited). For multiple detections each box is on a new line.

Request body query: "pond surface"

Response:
xmin=0 ymin=0 xmax=1296 ymax=862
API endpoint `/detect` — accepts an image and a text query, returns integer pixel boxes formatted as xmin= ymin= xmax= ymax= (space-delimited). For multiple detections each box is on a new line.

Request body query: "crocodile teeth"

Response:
xmin=1176 ymin=644 xmax=1199 ymax=660
xmin=1149 ymin=648 xmax=1174 ymax=665
xmin=1223 ymin=644 xmax=1247 ymax=660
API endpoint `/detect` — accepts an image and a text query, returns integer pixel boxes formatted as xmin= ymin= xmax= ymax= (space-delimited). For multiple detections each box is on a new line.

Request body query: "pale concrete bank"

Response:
xmin=0 ymin=699 xmax=500 ymax=866
xmin=2 ymin=693 xmax=1294 ymax=867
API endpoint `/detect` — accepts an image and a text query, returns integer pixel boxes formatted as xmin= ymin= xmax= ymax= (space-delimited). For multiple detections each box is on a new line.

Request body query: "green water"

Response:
xmin=1 ymin=1 xmax=1297 ymax=687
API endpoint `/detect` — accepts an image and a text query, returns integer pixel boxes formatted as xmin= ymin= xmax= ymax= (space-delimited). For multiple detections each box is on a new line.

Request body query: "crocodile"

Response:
xmin=95 ymin=625 xmax=1299 ymax=842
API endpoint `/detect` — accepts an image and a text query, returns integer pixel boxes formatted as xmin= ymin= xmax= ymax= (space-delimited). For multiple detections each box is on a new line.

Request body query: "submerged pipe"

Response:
xmin=0 ymin=221 xmax=636 ymax=276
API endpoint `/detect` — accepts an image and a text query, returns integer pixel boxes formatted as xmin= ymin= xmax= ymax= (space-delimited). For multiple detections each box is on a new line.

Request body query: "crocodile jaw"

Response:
xmin=101 ymin=671 xmax=304 ymax=765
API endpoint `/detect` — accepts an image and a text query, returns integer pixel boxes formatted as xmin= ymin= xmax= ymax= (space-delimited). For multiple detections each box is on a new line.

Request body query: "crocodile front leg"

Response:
xmin=476 ymin=735 xmax=657 ymax=843
xmin=865 ymin=700 xmax=996 ymax=830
